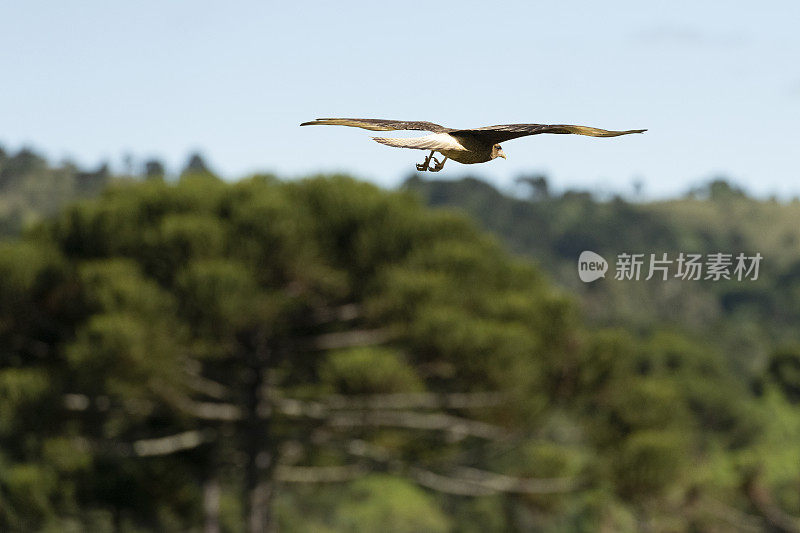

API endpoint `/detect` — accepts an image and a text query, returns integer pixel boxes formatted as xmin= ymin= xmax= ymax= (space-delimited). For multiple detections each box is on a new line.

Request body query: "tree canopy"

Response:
xmin=1 ymin=161 xmax=799 ymax=531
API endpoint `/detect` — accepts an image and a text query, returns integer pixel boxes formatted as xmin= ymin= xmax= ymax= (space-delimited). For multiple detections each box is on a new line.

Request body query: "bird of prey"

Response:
xmin=300 ymin=118 xmax=646 ymax=172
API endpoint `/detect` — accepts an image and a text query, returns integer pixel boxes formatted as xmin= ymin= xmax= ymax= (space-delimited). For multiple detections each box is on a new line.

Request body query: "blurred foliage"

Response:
xmin=0 ymin=148 xmax=799 ymax=530
xmin=406 ymin=175 xmax=800 ymax=363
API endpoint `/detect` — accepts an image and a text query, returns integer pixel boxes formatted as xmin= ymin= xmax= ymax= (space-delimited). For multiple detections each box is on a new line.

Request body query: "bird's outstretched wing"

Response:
xmin=451 ymin=124 xmax=647 ymax=144
xmin=301 ymin=118 xmax=449 ymax=133
xmin=371 ymin=134 xmax=464 ymax=151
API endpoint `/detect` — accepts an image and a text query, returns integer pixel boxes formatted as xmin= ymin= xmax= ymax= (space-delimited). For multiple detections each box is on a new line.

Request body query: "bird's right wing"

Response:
xmin=371 ymin=134 xmax=465 ymax=152
xmin=300 ymin=118 xmax=449 ymax=133
xmin=451 ymin=124 xmax=647 ymax=144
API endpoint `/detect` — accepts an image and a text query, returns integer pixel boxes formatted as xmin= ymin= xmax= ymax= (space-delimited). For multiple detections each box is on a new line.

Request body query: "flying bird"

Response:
xmin=300 ymin=118 xmax=646 ymax=172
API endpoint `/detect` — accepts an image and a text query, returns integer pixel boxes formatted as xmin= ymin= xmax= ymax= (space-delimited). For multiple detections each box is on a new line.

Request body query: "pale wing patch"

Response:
xmin=371 ymin=133 xmax=465 ymax=152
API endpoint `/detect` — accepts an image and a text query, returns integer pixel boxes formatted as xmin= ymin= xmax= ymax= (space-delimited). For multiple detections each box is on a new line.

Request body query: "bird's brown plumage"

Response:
xmin=300 ymin=118 xmax=449 ymax=133
xmin=449 ymin=124 xmax=648 ymax=145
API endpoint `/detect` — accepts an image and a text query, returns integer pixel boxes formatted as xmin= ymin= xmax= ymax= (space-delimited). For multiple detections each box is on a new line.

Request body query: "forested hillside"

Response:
xmin=406 ymin=175 xmax=800 ymax=375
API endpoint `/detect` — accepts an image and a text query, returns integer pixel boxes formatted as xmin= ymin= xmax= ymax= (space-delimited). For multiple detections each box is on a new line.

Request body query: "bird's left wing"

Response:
xmin=301 ymin=118 xmax=449 ymax=133
xmin=451 ymin=124 xmax=646 ymax=144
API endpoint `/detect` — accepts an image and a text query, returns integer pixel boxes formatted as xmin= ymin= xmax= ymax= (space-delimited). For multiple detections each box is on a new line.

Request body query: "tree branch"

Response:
xmin=275 ymin=397 xmax=506 ymax=440
xmin=310 ymin=303 xmax=361 ymax=325
xmin=452 ymin=466 xmax=580 ymax=494
xmin=184 ymin=368 xmax=231 ymax=400
xmin=322 ymin=391 xmax=509 ymax=410
xmin=325 ymin=410 xmax=506 ymax=441
xmin=344 ymin=439 xmax=580 ymax=496
xmin=409 ymin=467 xmax=497 ymax=496
xmin=275 ymin=465 xmax=366 ymax=483
xmin=298 ymin=328 xmax=395 ymax=351
xmin=133 ymin=430 xmax=212 ymax=456
xmin=178 ymin=399 xmax=242 ymax=421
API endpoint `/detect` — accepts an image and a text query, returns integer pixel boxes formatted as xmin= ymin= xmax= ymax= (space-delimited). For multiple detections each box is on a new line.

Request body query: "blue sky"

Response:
xmin=1 ymin=1 xmax=798 ymax=197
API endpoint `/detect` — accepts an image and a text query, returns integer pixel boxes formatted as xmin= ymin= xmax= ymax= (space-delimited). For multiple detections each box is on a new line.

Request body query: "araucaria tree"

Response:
xmin=1 ymin=174 xmax=586 ymax=531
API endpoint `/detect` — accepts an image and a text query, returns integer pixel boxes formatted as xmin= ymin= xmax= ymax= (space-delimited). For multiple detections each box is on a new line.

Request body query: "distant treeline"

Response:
xmin=0 ymin=145 xmax=212 ymax=236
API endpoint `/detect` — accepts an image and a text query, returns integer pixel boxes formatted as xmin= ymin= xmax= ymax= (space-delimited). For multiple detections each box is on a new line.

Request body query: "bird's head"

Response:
xmin=491 ymin=144 xmax=507 ymax=160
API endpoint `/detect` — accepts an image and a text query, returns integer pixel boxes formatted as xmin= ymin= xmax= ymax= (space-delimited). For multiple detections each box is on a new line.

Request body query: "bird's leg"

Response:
xmin=416 ymin=151 xmax=435 ymax=171
xmin=429 ymin=155 xmax=448 ymax=172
